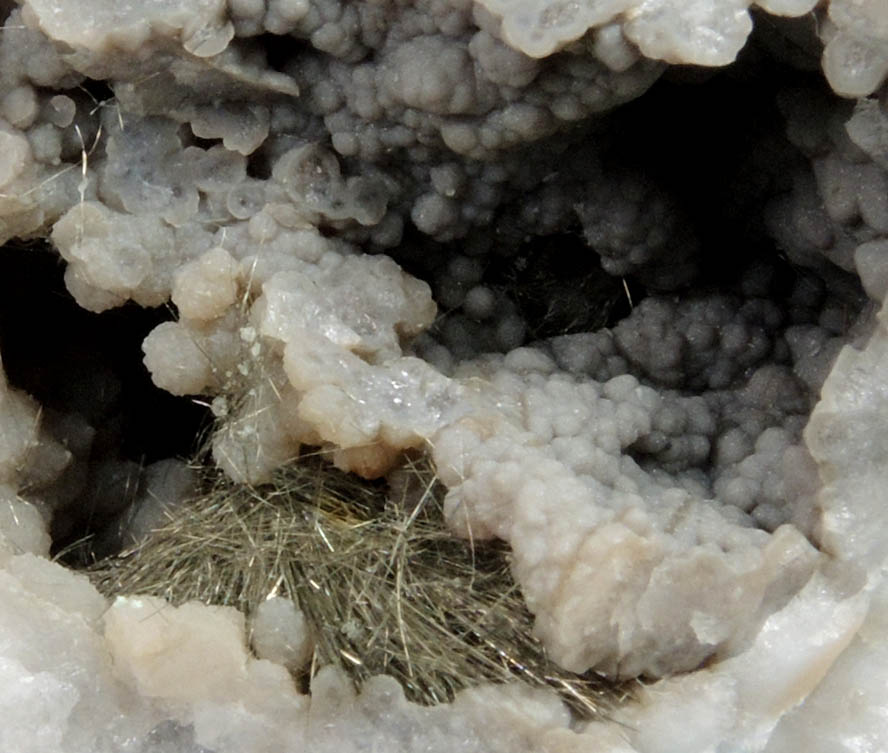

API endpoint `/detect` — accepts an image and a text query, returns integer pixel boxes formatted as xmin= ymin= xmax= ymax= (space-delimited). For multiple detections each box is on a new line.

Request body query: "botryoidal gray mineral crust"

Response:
xmin=0 ymin=0 xmax=887 ymax=751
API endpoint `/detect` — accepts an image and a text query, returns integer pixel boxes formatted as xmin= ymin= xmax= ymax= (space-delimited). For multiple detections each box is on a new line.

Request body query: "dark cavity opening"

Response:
xmin=485 ymin=233 xmax=640 ymax=340
xmin=0 ymin=241 xmax=209 ymax=555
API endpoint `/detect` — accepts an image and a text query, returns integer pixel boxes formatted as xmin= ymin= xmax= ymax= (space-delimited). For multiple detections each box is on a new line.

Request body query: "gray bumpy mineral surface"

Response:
xmin=0 ymin=0 xmax=887 ymax=751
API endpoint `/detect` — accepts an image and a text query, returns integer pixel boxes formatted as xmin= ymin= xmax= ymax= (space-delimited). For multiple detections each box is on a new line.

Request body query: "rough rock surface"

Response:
xmin=0 ymin=0 xmax=888 ymax=750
